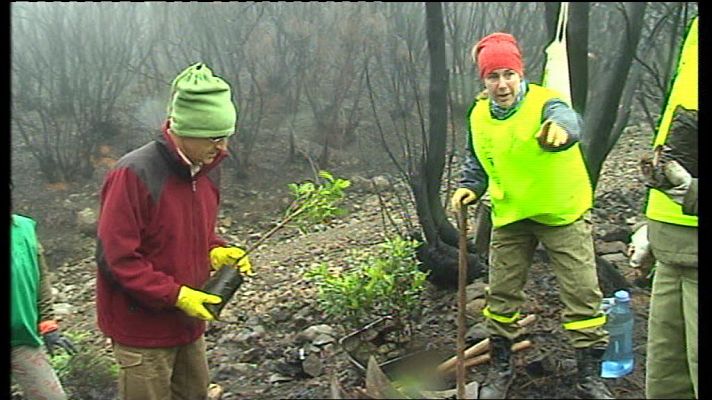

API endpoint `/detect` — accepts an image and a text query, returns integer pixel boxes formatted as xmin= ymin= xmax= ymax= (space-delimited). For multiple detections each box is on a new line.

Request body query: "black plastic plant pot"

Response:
xmin=202 ymin=266 xmax=244 ymax=320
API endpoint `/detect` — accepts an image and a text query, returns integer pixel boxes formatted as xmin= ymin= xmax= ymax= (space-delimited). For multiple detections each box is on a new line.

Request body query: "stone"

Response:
xmin=232 ymin=363 xmax=257 ymax=374
xmin=596 ymin=223 xmax=632 ymax=243
xmin=524 ymin=354 xmax=557 ymax=377
xmin=301 ymin=353 xmax=323 ymax=377
xmin=465 ymin=281 xmax=488 ymax=302
xmin=239 ymin=348 xmax=264 ymax=363
xmin=249 ymin=325 xmax=266 ymax=339
xmin=465 ymin=322 xmax=489 ymax=344
xmin=312 ymin=333 xmax=335 ymax=346
xmin=296 ymin=324 xmax=334 ymax=343
xmin=53 ymin=303 xmax=74 ymax=316
xmin=63 ymin=284 xmax=77 ymax=293
xmin=466 ymin=298 xmax=487 ymax=318
xmin=371 ymin=176 xmax=390 ymax=192
xmin=270 ymin=307 xmax=292 ymax=323
xmin=269 ymin=373 xmax=293 ymax=384
xmin=348 ymin=175 xmax=372 ymax=192
xmin=601 ymin=253 xmax=630 ymax=267
xmin=76 ymin=208 xmax=97 ymax=237
xmin=595 ymin=240 xmax=628 ymax=255
xmin=561 ymin=358 xmax=577 ymax=371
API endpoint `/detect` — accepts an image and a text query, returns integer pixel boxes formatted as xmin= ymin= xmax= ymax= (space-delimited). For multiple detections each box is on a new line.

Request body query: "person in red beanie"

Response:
xmin=450 ymin=32 xmax=614 ymax=399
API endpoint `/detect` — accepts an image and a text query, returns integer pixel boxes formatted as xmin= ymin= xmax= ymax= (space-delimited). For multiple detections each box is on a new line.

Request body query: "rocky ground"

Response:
xmin=11 ymin=121 xmax=655 ymax=399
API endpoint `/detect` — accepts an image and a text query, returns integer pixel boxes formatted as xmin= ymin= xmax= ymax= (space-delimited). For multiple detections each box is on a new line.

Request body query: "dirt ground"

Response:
xmin=10 ymin=121 xmax=654 ymax=399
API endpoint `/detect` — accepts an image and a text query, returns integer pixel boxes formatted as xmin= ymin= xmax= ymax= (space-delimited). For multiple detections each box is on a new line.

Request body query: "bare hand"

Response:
xmin=535 ymin=120 xmax=569 ymax=148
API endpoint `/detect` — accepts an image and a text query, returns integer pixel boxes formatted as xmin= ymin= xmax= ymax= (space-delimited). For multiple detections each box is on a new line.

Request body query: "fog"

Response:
xmin=11 ymin=2 xmax=695 ymax=187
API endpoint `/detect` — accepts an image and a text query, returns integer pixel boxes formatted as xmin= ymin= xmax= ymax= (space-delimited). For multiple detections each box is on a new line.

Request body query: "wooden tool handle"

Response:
xmin=436 ymin=314 xmax=536 ymax=373
xmin=460 ymin=340 xmax=532 ymax=370
xmin=456 ymin=205 xmax=469 ymax=400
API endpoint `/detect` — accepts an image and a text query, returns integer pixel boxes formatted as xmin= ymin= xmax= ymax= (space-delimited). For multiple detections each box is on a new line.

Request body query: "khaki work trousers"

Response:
xmin=645 ymin=260 xmax=698 ymax=399
xmin=485 ymin=215 xmax=608 ymax=348
xmin=113 ymin=336 xmax=209 ymax=400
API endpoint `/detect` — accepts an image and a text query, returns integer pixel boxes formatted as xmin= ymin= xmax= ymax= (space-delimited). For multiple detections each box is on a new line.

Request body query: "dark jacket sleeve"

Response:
xmin=683 ymin=178 xmax=698 ymax=216
xmin=459 ymin=126 xmax=489 ymax=198
xmin=540 ymin=99 xmax=583 ymax=151
xmin=37 ymin=242 xmax=55 ymax=322
xmin=97 ymin=168 xmax=182 ymax=309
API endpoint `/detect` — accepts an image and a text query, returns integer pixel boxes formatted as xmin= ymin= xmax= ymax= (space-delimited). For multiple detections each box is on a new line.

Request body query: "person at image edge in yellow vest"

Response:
xmin=450 ymin=33 xmax=613 ymax=399
xmin=11 ymin=211 xmax=77 ymax=400
xmin=639 ymin=15 xmax=698 ymax=400
xmin=95 ymin=63 xmax=254 ymax=400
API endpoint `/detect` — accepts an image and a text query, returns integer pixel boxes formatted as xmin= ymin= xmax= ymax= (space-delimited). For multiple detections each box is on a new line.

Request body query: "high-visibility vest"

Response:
xmin=11 ymin=214 xmax=43 ymax=348
xmin=645 ymin=16 xmax=698 ymax=227
xmin=469 ymin=84 xmax=592 ymax=228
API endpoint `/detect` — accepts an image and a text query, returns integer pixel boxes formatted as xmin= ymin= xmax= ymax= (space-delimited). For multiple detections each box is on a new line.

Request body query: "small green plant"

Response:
xmin=49 ymin=329 xmax=118 ymax=400
xmin=286 ymin=170 xmax=351 ymax=233
xmin=201 ymin=170 xmax=351 ymax=320
xmin=304 ymin=235 xmax=428 ymax=330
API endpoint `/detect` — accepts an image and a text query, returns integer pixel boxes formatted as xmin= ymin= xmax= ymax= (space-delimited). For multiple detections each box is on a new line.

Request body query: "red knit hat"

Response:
xmin=473 ymin=32 xmax=524 ymax=80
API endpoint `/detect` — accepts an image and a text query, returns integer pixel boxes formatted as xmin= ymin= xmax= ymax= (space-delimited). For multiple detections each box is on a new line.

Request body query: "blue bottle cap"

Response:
xmin=614 ymin=290 xmax=630 ymax=302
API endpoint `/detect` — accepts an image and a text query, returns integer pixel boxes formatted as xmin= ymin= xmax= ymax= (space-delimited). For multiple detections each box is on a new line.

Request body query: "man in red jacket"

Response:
xmin=95 ymin=62 xmax=253 ymax=399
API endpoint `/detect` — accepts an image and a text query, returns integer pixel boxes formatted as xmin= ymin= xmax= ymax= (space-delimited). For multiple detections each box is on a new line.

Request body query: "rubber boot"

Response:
xmin=479 ymin=336 xmax=515 ymax=399
xmin=575 ymin=347 xmax=615 ymax=399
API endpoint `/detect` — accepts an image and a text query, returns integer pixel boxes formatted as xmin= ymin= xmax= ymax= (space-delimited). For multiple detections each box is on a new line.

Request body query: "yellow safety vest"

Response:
xmin=645 ymin=16 xmax=698 ymax=227
xmin=11 ymin=214 xmax=43 ymax=348
xmin=469 ymin=84 xmax=592 ymax=228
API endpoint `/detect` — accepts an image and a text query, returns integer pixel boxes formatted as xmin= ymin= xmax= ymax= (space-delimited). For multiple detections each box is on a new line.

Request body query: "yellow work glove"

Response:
xmin=175 ymin=286 xmax=222 ymax=321
xmin=209 ymin=246 xmax=254 ymax=276
xmin=535 ymin=120 xmax=569 ymax=148
xmin=451 ymin=188 xmax=478 ymax=211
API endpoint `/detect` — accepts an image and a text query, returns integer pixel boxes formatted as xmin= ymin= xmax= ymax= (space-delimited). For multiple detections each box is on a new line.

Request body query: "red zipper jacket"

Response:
xmin=95 ymin=121 xmax=228 ymax=347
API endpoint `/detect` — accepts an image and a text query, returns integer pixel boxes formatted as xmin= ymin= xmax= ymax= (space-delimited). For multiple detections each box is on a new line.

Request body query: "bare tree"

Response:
xmin=160 ymin=3 xmax=268 ymax=179
xmin=574 ymin=3 xmax=648 ymax=189
xmin=405 ymin=2 xmax=482 ymax=287
xmin=297 ymin=3 xmax=373 ymax=167
xmin=266 ymin=3 xmax=312 ymax=163
xmin=11 ymin=3 xmax=158 ymax=183
xmin=634 ymin=3 xmax=695 ymax=134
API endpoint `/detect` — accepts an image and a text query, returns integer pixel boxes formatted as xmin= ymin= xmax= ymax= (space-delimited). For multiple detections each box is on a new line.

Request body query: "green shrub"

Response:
xmin=286 ymin=170 xmax=351 ymax=233
xmin=304 ymin=235 xmax=428 ymax=329
xmin=49 ymin=330 xmax=119 ymax=400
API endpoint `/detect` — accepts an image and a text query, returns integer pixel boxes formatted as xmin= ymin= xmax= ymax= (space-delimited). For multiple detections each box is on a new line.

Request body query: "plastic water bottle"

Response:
xmin=601 ymin=290 xmax=634 ymax=378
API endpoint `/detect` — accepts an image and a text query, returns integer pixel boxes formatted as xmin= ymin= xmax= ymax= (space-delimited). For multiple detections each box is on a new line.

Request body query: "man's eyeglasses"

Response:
xmin=208 ymin=136 xmax=229 ymax=144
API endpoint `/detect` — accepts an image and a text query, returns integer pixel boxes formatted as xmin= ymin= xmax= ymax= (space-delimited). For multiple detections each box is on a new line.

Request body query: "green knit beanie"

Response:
xmin=167 ymin=62 xmax=237 ymax=138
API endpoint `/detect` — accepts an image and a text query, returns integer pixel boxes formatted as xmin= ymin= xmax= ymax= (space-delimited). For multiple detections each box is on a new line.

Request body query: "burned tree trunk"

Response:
xmin=411 ymin=168 xmax=483 ymax=287
xmin=579 ymin=3 xmax=647 ymax=189
xmin=413 ymin=2 xmax=483 ymax=288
